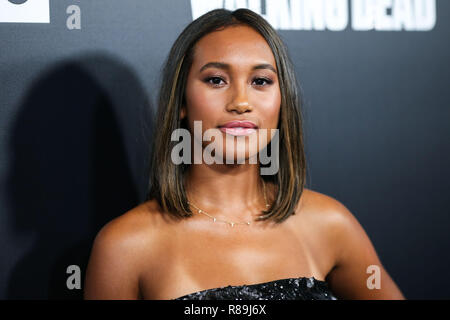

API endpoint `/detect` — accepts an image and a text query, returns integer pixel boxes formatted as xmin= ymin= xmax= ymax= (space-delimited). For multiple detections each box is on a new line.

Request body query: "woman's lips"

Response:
xmin=218 ymin=120 xmax=257 ymax=136
xmin=220 ymin=127 xmax=257 ymax=136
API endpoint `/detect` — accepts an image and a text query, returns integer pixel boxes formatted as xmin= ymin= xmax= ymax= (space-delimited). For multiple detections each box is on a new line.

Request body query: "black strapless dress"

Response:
xmin=173 ymin=276 xmax=338 ymax=300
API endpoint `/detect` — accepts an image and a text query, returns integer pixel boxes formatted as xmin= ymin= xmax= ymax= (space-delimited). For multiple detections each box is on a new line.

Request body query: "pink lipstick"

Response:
xmin=219 ymin=120 xmax=257 ymax=136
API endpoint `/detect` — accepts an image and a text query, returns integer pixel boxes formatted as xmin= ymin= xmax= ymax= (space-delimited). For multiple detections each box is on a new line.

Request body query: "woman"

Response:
xmin=84 ymin=8 xmax=405 ymax=300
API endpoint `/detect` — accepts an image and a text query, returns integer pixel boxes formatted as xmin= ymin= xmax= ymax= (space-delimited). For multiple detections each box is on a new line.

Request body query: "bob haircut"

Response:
xmin=147 ymin=8 xmax=306 ymax=224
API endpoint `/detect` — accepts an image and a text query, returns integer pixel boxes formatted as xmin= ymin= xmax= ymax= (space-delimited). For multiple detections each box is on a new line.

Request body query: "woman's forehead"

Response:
xmin=191 ymin=25 xmax=276 ymax=69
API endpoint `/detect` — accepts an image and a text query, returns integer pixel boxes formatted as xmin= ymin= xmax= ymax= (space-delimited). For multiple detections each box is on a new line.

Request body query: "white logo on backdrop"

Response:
xmin=0 ymin=0 xmax=50 ymax=23
xmin=191 ymin=0 xmax=437 ymax=31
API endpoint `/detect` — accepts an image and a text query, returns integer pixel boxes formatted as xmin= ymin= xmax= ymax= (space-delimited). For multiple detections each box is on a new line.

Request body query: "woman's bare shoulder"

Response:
xmin=301 ymin=188 xmax=370 ymax=240
xmin=295 ymin=188 xmax=359 ymax=266
xmin=295 ymin=188 xmax=353 ymax=255
xmin=298 ymin=188 xmax=352 ymax=223
xmin=94 ymin=199 xmax=168 ymax=247
xmin=299 ymin=188 xmax=370 ymax=251
xmin=84 ymin=199 xmax=168 ymax=299
xmin=300 ymin=188 xmax=405 ymax=299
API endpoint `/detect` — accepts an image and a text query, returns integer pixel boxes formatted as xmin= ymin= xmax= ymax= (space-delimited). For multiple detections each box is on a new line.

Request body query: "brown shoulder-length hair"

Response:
xmin=147 ymin=8 xmax=306 ymax=224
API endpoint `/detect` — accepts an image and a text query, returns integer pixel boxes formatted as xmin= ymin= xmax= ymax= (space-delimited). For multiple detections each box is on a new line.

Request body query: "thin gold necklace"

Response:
xmin=187 ymin=179 xmax=270 ymax=227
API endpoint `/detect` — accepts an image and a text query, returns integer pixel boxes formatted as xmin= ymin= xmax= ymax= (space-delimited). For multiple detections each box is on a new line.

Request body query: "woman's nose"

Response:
xmin=226 ymin=85 xmax=253 ymax=114
xmin=230 ymin=101 xmax=252 ymax=114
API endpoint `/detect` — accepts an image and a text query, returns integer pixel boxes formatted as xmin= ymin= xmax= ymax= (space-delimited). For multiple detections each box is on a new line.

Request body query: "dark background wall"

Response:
xmin=0 ymin=0 xmax=448 ymax=299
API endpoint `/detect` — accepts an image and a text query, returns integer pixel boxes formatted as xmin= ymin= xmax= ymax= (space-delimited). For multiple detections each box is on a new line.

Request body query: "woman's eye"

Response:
xmin=204 ymin=77 xmax=273 ymax=87
xmin=253 ymin=77 xmax=273 ymax=86
xmin=205 ymin=77 xmax=225 ymax=86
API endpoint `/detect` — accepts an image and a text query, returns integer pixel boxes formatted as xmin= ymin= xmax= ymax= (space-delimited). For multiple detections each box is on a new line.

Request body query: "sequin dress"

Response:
xmin=173 ymin=277 xmax=338 ymax=300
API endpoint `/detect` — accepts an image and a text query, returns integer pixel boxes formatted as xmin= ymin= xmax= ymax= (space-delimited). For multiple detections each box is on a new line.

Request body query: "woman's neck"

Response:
xmin=184 ymin=163 xmax=268 ymax=223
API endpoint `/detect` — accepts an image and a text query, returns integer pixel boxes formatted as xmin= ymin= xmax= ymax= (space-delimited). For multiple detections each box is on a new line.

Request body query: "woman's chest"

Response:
xmin=139 ymin=217 xmax=333 ymax=299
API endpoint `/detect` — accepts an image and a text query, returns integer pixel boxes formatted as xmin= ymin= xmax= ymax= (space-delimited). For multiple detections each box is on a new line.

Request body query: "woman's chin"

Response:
xmin=214 ymin=150 xmax=260 ymax=165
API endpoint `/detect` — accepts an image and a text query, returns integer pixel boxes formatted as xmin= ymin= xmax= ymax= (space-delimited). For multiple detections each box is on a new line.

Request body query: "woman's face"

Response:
xmin=182 ymin=24 xmax=281 ymax=164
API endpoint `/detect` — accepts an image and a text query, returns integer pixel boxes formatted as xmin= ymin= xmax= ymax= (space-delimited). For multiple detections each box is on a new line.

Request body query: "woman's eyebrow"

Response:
xmin=199 ymin=62 xmax=277 ymax=74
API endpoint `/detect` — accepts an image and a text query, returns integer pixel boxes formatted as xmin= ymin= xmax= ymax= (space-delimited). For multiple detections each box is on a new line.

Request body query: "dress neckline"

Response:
xmin=173 ymin=276 xmax=328 ymax=300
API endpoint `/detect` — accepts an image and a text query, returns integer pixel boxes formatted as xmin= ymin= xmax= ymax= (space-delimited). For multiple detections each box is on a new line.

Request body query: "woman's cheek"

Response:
xmin=192 ymin=90 xmax=223 ymax=115
xmin=260 ymin=103 xmax=280 ymax=128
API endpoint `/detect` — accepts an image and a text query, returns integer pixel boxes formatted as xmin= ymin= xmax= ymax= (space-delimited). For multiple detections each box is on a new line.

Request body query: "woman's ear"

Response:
xmin=180 ymin=105 xmax=186 ymax=119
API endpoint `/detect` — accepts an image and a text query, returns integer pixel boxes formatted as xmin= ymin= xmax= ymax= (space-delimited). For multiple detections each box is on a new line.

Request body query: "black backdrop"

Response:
xmin=0 ymin=0 xmax=449 ymax=299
